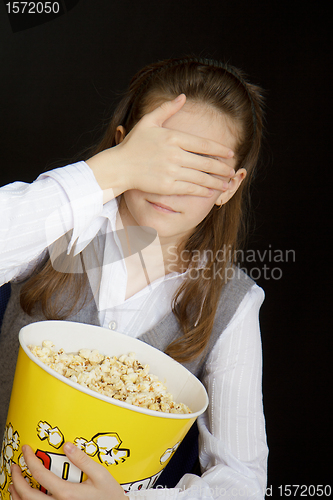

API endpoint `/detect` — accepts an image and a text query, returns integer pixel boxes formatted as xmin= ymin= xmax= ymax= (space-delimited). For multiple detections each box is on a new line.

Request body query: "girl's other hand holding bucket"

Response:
xmin=9 ymin=443 xmax=128 ymax=500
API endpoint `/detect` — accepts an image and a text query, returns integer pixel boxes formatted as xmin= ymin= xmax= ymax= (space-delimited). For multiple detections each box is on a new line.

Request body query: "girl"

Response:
xmin=0 ymin=57 xmax=268 ymax=499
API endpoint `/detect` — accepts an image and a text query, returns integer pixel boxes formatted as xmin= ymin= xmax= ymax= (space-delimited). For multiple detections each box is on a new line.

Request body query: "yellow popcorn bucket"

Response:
xmin=0 ymin=321 xmax=208 ymax=497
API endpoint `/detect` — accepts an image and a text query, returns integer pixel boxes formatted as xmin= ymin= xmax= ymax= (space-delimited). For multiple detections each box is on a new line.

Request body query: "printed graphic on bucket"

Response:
xmin=1 ymin=421 xmax=177 ymax=494
xmin=1 ymin=321 xmax=208 ymax=497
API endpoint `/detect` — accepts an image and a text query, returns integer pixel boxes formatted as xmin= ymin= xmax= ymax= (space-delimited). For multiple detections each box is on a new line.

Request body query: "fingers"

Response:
xmin=8 ymin=482 xmax=23 ymax=500
xmin=177 ymin=149 xmax=235 ymax=177
xmin=159 ymin=149 xmax=234 ymax=195
xmin=175 ymin=172 xmax=229 ymax=194
xmin=145 ymin=96 xmax=235 ymax=161
xmin=61 ymin=442 xmax=108 ymax=482
xmin=63 ymin=443 xmax=126 ymax=500
xmin=11 ymin=445 xmax=66 ymax=498
xmin=171 ymin=129 xmax=235 ymax=160
xmin=9 ymin=444 xmax=126 ymax=500
xmin=168 ymin=182 xmax=214 ymax=197
xmin=10 ymin=463 xmax=45 ymax=499
xmin=147 ymin=94 xmax=187 ymax=127
xmin=8 ymin=484 xmax=21 ymax=500
xmin=18 ymin=443 xmax=106 ymax=489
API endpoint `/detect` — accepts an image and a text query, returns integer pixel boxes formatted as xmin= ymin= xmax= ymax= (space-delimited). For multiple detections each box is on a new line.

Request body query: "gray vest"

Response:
xmin=0 ymin=267 xmax=254 ymax=436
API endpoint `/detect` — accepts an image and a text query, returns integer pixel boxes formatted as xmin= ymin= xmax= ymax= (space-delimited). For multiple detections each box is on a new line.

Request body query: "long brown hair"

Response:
xmin=21 ymin=57 xmax=265 ymax=363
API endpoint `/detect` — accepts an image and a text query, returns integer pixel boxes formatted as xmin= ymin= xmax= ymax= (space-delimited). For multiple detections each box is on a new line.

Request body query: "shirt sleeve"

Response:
xmin=128 ymin=284 xmax=268 ymax=500
xmin=0 ymin=161 xmax=103 ymax=285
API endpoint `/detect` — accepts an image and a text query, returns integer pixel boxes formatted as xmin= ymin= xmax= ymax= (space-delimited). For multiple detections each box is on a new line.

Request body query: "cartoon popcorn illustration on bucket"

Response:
xmin=74 ymin=432 xmax=130 ymax=466
xmin=1 ymin=424 xmax=20 ymax=491
xmin=0 ymin=423 xmax=40 ymax=495
xmin=37 ymin=421 xmax=64 ymax=449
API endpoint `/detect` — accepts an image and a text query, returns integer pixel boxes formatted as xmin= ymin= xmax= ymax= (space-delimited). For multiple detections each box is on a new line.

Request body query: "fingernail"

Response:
xmin=227 ymin=150 xmax=234 ymax=158
xmin=174 ymin=94 xmax=184 ymax=102
xmin=222 ymin=181 xmax=229 ymax=191
xmin=230 ymin=168 xmax=235 ymax=177
xmin=64 ymin=442 xmax=76 ymax=454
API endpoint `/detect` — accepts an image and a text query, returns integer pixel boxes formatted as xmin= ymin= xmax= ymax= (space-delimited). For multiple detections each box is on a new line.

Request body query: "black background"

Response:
xmin=0 ymin=0 xmax=331 ymax=497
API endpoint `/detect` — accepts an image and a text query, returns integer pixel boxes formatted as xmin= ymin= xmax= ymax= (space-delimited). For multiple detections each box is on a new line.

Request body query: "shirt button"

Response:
xmin=108 ymin=320 xmax=117 ymax=330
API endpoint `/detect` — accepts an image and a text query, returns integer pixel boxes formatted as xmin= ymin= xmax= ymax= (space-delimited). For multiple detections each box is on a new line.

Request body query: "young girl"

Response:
xmin=0 ymin=57 xmax=268 ymax=500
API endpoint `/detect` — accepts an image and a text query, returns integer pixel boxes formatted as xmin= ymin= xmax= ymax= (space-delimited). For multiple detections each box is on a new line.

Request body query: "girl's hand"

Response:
xmin=9 ymin=443 xmax=127 ymax=500
xmin=87 ymin=94 xmax=236 ymax=202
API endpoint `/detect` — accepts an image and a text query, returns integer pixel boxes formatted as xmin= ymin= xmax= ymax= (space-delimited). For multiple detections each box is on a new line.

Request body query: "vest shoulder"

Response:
xmin=220 ymin=266 xmax=256 ymax=300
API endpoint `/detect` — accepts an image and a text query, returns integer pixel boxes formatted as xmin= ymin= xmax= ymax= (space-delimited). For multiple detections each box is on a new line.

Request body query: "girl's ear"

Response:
xmin=115 ymin=125 xmax=126 ymax=145
xmin=215 ymin=168 xmax=247 ymax=207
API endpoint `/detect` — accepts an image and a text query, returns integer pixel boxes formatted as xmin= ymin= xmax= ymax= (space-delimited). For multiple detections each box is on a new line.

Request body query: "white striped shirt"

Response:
xmin=0 ymin=162 xmax=268 ymax=499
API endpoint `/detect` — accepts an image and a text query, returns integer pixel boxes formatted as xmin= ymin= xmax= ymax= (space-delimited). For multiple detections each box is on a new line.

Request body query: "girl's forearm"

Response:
xmin=0 ymin=162 xmax=103 ymax=284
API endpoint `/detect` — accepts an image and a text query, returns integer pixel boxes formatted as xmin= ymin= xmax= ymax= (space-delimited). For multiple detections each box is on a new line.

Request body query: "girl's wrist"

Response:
xmin=86 ymin=147 xmax=131 ymax=202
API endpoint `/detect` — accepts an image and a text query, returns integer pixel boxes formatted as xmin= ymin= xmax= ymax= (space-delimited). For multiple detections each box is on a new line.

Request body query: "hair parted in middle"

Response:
xmin=20 ymin=56 xmax=265 ymax=364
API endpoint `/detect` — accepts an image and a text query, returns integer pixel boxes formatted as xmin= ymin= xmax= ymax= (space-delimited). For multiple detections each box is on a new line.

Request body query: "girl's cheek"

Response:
xmin=187 ymin=196 xmax=218 ymax=214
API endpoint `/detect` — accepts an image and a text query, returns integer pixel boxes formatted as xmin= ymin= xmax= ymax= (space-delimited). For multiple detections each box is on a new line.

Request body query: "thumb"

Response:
xmin=148 ymin=94 xmax=186 ymax=127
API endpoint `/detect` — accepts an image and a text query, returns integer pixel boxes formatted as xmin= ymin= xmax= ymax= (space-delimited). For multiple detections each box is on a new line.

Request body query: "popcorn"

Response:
xmin=28 ymin=341 xmax=192 ymax=414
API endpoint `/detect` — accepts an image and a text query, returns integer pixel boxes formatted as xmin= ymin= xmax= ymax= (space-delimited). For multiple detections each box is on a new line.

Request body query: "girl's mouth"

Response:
xmin=147 ymin=200 xmax=179 ymax=214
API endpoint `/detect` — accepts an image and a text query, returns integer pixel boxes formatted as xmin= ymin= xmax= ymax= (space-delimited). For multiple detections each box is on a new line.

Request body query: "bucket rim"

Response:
xmin=19 ymin=321 xmax=209 ymax=420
